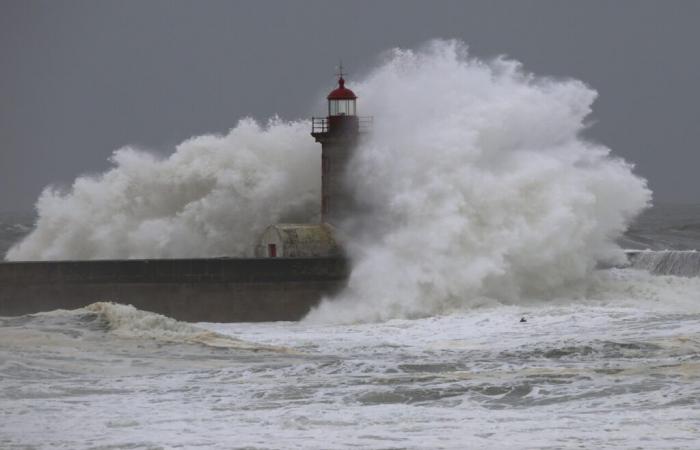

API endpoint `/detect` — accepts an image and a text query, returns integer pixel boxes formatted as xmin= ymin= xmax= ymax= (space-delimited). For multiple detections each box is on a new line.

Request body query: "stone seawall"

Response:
xmin=0 ymin=257 xmax=349 ymax=322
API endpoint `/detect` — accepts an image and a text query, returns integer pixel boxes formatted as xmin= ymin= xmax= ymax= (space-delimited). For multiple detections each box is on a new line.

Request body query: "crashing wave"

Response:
xmin=627 ymin=250 xmax=700 ymax=277
xmin=306 ymin=40 xmax=650 ymax=323
xmin=84 ymin=302 xmax=291 ymax=351
xmin=7 ymin=39 xmax=653 ymax=323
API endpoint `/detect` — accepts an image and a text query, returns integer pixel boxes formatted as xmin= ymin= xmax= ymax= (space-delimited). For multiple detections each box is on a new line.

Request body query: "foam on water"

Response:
xmin=82 ymin=301 xmax=290 ymax=351
xmin=4 ymin=284 xmax=699 ymax=449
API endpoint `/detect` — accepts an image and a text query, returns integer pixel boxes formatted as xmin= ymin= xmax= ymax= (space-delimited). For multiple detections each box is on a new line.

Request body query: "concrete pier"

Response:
xmin=0 ymin=257 xmax=349 ymax=322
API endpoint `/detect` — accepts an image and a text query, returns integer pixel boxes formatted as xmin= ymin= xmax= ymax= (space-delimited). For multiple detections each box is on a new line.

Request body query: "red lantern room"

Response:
xmin=327 ymin=76 xmax=357 ymax=116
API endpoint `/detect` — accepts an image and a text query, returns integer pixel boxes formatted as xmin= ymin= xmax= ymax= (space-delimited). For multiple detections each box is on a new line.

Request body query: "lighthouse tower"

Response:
xmin=254 ymin=69 xmax=370 ymax=258
xmin=311 ymin=70 xmax=370 ymax=225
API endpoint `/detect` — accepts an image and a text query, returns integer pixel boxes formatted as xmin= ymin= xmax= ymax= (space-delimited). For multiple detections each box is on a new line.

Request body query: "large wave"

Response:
xmin=6 ymin=119 xmax=319 ymax=260
xmin=7 ymin=40 xmax=652 ymax=322
xmin=306 ymin=41 xmax=651 ymax=322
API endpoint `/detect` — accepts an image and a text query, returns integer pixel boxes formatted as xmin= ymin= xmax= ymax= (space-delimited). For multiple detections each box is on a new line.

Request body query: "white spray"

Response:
xmin=306 ymin=40 xmax=651 ymax=322
xmin=6 ymin=118 xmax=319 ymax=260
xmin=7 ymin=40 xmax=651 ymax=322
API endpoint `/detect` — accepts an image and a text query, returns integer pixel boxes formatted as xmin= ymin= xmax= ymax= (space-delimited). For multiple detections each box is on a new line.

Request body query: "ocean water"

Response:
xmin=1 ymin=204 xmax=700 ymax=449
xmin=1 ymin=42 xmax=698 ymax=448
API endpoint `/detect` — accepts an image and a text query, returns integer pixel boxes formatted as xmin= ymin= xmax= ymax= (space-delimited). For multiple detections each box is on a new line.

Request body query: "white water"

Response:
xmin=1 ymin=270 xmax=700 ymax=449
xmin=83 ymin=302 xmax=291 ymax=351
xmin=6 ymin=119 xmax=320 ymax=260
xmin=308 ymin=41 xmax=651 ymax=322
xmin=629 ymin=250 xmax=700 ymax=277
xmin=4 ymin=41 xmax=699 ymax=448
xmin=8 ymin=40 xmax=651 ymax=324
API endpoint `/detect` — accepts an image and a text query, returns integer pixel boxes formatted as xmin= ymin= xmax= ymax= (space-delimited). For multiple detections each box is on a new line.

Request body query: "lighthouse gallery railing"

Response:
xmin=311 ymin=116 xmax=373 ymax=134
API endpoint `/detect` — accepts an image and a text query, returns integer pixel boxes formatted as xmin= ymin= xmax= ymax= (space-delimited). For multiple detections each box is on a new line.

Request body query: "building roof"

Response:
xmin=257 ymin=223 xmax=342 ymax=257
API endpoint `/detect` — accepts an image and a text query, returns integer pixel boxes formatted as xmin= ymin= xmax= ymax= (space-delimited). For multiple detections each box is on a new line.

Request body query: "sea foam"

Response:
xmin=84 ymin=302 xmax=290 ymax=351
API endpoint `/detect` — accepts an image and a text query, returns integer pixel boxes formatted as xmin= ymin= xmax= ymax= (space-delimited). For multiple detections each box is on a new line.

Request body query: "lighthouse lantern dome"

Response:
xmin=327 ymin=77 xmax=357 ymax=116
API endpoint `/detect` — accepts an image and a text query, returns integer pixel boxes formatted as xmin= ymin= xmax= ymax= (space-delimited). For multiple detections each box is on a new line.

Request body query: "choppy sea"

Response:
xmin=1 ymin=204 xmax=700 ymax=449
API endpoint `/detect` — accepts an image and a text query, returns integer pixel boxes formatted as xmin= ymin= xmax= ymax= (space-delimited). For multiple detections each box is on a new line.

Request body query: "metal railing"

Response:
xmin=311 ymin=116 xmax=373 ymax=134
xmin=311 ymin=117 xmax=329 ymax=133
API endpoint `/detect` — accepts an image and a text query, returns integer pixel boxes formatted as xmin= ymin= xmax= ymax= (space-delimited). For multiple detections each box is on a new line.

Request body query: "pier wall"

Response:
xmin=0 ymin=257 xmax=349 ymax=322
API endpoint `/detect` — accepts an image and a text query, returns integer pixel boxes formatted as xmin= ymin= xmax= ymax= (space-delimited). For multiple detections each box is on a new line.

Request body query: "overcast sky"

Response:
xmin=1 ymin=0 xmax=698 ymax=211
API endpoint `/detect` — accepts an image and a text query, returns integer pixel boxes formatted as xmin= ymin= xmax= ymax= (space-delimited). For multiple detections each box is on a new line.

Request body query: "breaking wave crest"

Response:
xmin=627 ymin=250 xmax=700 ymax=277
xmin=83 ymin=302 xmax=289 ymax=351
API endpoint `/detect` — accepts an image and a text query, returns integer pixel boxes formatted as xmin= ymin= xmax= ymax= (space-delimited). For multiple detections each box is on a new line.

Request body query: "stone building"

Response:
xmin=254 ymin=223 xmax=341 ymax=258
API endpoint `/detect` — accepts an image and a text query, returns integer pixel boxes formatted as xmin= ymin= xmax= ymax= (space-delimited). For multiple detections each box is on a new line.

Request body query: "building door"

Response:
xmin=268 ymin=244 xmax=277 ymax=257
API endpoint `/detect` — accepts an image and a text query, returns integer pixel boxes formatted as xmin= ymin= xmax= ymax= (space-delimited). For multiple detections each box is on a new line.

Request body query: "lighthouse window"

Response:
xmin=329 ymin=99 xmax=356 ymax=116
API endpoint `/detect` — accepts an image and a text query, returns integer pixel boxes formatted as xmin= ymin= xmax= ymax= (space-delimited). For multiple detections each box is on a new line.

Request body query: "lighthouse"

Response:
xmin=255 ymin=68 xmax=370 ymax=258
xmin=311 ymin=70 xmax=371 ymax=224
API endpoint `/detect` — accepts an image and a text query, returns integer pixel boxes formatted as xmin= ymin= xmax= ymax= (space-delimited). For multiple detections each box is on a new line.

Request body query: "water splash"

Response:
xmin=627 ymin=250 xmax=700 ymax=277
xmin=306 ymin=40 xmax=651 ymax=322
xmin=6 ymin=118 xmax=319 ymax=260
xmin=7 ymin=40 xmax=652 ymax=323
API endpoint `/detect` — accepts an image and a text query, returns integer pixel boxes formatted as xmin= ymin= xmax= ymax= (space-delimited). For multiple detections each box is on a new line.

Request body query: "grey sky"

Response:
xmin=1 ymin=0 xmax=698 ymax=212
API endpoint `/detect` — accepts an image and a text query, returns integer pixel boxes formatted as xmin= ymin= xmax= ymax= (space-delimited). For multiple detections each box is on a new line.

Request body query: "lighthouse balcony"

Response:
xmin=311 ymin=116 xmax=373 ymax=136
